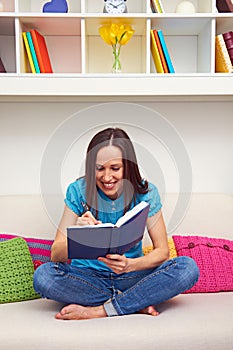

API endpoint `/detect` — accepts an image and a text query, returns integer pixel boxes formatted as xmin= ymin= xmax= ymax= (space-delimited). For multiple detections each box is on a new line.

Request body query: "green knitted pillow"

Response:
xmin=0 ymin=237 xmax=40 ymax=303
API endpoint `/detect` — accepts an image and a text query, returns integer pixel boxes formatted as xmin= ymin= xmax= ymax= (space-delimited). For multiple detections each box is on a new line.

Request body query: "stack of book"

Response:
xmin=150 ymin=0 xmax=164 ymax=13
xmin=150 ymin=29 xmax=175 ymax=73
xmin=215 ymin=31 xmax=233 ymax=73
xmin=22 ymin=29 xmax=53 ymax=74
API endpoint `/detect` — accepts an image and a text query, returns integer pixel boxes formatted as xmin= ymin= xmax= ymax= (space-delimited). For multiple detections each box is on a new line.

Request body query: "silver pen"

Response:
xmin=81 ymin=201 xmax=90 ymax=214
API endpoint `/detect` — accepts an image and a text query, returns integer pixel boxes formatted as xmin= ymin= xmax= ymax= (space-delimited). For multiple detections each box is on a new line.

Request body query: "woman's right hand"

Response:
xmin=51 ymin=206 xmax=101 ymax=262
xmin=76 ymin=211 xmax=101 ymax=226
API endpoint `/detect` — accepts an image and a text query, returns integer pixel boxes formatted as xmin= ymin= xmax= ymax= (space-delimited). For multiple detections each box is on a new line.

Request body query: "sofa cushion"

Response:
xmin=0 ymin=293 xmax=233 ymax=350
xmin=173 ymin=235 xmax=233 ymax=293
xmin=0 ymin=237 xmax=40 ymax=303
xmin=0 ymin=233 xmax=53 ymax=269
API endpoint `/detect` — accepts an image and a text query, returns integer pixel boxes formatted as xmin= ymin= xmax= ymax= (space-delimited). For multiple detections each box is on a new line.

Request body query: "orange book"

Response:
xmin=30 ymin=29 xmax=53 ymax=73
xmin=153 ymin=30 xmax=168 ymax=73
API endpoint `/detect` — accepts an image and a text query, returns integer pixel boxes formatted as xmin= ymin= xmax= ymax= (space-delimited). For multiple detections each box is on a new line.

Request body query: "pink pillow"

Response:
xmin=0 ymin=233 xmax=53 ymax=269
xmin=173 ymin=235 xmax=233 ymax=293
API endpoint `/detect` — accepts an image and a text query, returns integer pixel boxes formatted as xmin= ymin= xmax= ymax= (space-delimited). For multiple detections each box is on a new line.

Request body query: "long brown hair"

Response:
xmin=85 ymin=128 xmax=148 ymax=217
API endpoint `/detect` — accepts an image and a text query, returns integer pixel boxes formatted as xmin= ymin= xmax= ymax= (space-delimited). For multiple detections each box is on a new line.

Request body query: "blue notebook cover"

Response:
xmin=67 ymin=202 xmax=150 ymax=259
xmin=157 ymin=30 xmax=175 ymax=73
xmin=26 ymin=32 xmax=41 ymax=73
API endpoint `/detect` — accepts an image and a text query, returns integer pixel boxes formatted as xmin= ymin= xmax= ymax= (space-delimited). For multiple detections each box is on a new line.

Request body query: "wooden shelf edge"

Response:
xmin=0 ymin=75 xmax=233 ymax=99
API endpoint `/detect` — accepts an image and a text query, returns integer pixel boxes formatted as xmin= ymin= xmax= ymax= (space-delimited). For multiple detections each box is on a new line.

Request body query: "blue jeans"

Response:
xmin=33 ymin=256 xmax=199 ymax=316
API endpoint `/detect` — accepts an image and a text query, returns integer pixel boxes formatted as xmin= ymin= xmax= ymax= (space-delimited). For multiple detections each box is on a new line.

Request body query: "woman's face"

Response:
xmin=95 ymin=146 xmax=124 ymax=199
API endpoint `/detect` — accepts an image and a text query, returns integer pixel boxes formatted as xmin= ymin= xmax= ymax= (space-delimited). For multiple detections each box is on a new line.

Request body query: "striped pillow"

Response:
xmin=0 ymin=234 xmax=53 ymax=269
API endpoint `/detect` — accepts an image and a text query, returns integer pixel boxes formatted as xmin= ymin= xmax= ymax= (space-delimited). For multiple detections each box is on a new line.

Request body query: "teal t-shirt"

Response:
xmin=65 ymin=177 xmax=162 ymax=271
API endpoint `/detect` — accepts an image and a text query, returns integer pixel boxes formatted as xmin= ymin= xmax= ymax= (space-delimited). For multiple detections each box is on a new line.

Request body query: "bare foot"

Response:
xmin=139 ymin=305 xmax=159 ymax=316
xmin=55 ymin=304 xmax=107 ymax=320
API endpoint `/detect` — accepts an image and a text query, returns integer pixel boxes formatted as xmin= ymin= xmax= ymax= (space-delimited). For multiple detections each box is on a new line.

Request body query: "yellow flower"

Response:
xmin=116 ymin=24 xmax=125 ymax=43
xmin=99 ymin=25 xmax=112 ymax=45
xmin=99 ymin=23 xmax=134 ymax=47
xmin=119 ymin=29 xmax=134 ymax=45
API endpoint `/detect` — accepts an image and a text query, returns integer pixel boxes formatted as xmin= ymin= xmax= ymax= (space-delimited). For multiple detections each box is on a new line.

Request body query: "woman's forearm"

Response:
xmin=129 ymin=247 xmax=170 ymax=272
xmin=51 ymin=241 xmax=68 ymax=262
xmin=98 ymin=247 xmax=170 ymax=274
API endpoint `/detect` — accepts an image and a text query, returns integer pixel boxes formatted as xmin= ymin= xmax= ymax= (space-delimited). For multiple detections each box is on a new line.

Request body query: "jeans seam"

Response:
xmin=115 ymin=259 xmax=177 ymax=302
xmin=116 ymin=271 xmax=151 ymax=281
xmin=54 ymin=265 xmax=112 ymax=298
xmin=71 ymin=266 xmax=110 ymax=279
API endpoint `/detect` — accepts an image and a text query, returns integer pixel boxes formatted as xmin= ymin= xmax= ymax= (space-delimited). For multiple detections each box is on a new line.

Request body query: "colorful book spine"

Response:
xmin=30 ymin=29 xmax=53 ymax=73
xmin=157 ymin=30 xmax=175 ymax=73
xmin=215 ymin=34 xmax=233 ymax=73
xmin=22 ymin=32 xmax=36 ymax=73
xmin=26 ymin=32 xmax=40 ymax=73
xmin=216 ymin=0 xmax=233 ymax=12
xmin=150 ymin=30 xmax=164 ymax=73
xmin=150 ymin=0 xmax=164 ymax=13
xmin=153 ymin=30 xmax=168 ymax=73
xmin=223 ymin=31 xmax=233 ymax=65
xmin=150 ymin=0 xmax=156 ymax=12
xmin=157 ymin=0 xmax=165 ymax=13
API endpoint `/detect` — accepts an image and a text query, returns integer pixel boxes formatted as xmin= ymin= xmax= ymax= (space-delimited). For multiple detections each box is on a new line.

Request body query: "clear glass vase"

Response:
xmin=112 ymin=44 xmax=122 ymax=73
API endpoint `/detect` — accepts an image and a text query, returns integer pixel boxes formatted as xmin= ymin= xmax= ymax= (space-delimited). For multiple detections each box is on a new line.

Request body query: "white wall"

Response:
xmin=0 ymin=100 xmax=233 ymax=196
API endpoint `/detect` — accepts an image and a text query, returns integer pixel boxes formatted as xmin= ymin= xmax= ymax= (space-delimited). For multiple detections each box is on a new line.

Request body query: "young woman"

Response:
xmin=34 ymin=127 xmax=199 ymax=320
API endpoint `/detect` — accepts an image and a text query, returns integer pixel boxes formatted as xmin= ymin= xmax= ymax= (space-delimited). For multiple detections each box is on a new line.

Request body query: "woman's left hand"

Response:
xmin=98 ymin=254 xmax=131 ymax=274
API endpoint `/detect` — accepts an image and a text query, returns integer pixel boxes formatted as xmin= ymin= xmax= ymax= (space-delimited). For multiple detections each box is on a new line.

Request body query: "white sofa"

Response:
xmin=1 ymin=193 xmax=233 ymax=350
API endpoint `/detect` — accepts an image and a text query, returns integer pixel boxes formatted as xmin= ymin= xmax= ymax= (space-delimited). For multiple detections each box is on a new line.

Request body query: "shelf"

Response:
xmin=0 ymin=0 xmax=233 ymax=98
xmin=84 ymin=0 xmax=147 ymax=14
xmin=17 ymin=0 xmax=81 ymax=13
xmin=0 ymin=16 xmax=16 ymax=72
xmin=0 ymin=74 xmax=233 ymax=98
xmin=150 ymin=17 xmax=213 ymax=73
xmin=18 ymin=16 xmax=82 ymax=73
xmin=0 ymin=0 xmax=14 ymax=12
xmin=157 ymin=0 xmax=214 ymax=13
xmin=85 ymin=17 xmax=146 ymax=73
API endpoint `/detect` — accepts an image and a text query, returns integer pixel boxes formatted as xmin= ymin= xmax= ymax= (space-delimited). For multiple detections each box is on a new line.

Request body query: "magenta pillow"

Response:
xmin=0 ymin=234 xmax=53 ymax=269
xmin=173 ymin=235 xmax=233 ymax=293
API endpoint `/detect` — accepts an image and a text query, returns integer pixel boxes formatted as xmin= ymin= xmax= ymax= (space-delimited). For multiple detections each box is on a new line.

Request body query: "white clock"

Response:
xmin=103 ymin=0 xmax=128 ymax=14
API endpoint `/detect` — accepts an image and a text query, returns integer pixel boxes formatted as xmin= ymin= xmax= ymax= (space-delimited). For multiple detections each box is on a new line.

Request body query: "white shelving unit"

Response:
xmin=0 ymin=0 xmax=233 ymax=98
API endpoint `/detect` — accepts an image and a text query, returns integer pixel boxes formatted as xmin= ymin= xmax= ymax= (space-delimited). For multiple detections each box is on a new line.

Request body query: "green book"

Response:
xmin=26 ymin=31 xmax=40 ymax=73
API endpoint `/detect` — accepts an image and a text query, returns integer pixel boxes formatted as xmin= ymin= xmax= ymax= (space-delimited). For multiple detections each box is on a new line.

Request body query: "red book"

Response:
xmin=223 ymin=31 xmax=233 ymax=65
xmin=30 ymin=29 xmax=53 ymax=73
xmin=216 ymin=0 xmax=233 ymax=12
xmin=153 ymin=30 xmax=168 ymax=73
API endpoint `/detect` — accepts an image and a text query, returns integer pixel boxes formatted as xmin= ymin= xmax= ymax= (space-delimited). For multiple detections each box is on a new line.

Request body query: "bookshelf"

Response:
xmin=0 ymin=0 xmax=233 ymax=98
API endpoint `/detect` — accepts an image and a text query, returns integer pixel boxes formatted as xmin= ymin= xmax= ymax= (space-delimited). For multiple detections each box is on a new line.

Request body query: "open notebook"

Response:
xmin=67 ymin=201 xmax=150 ymax=259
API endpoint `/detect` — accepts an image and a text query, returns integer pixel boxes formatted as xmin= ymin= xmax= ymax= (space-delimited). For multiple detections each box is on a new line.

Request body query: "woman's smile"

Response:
xmin=102 ymin=182 xmax=116 ymax=189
